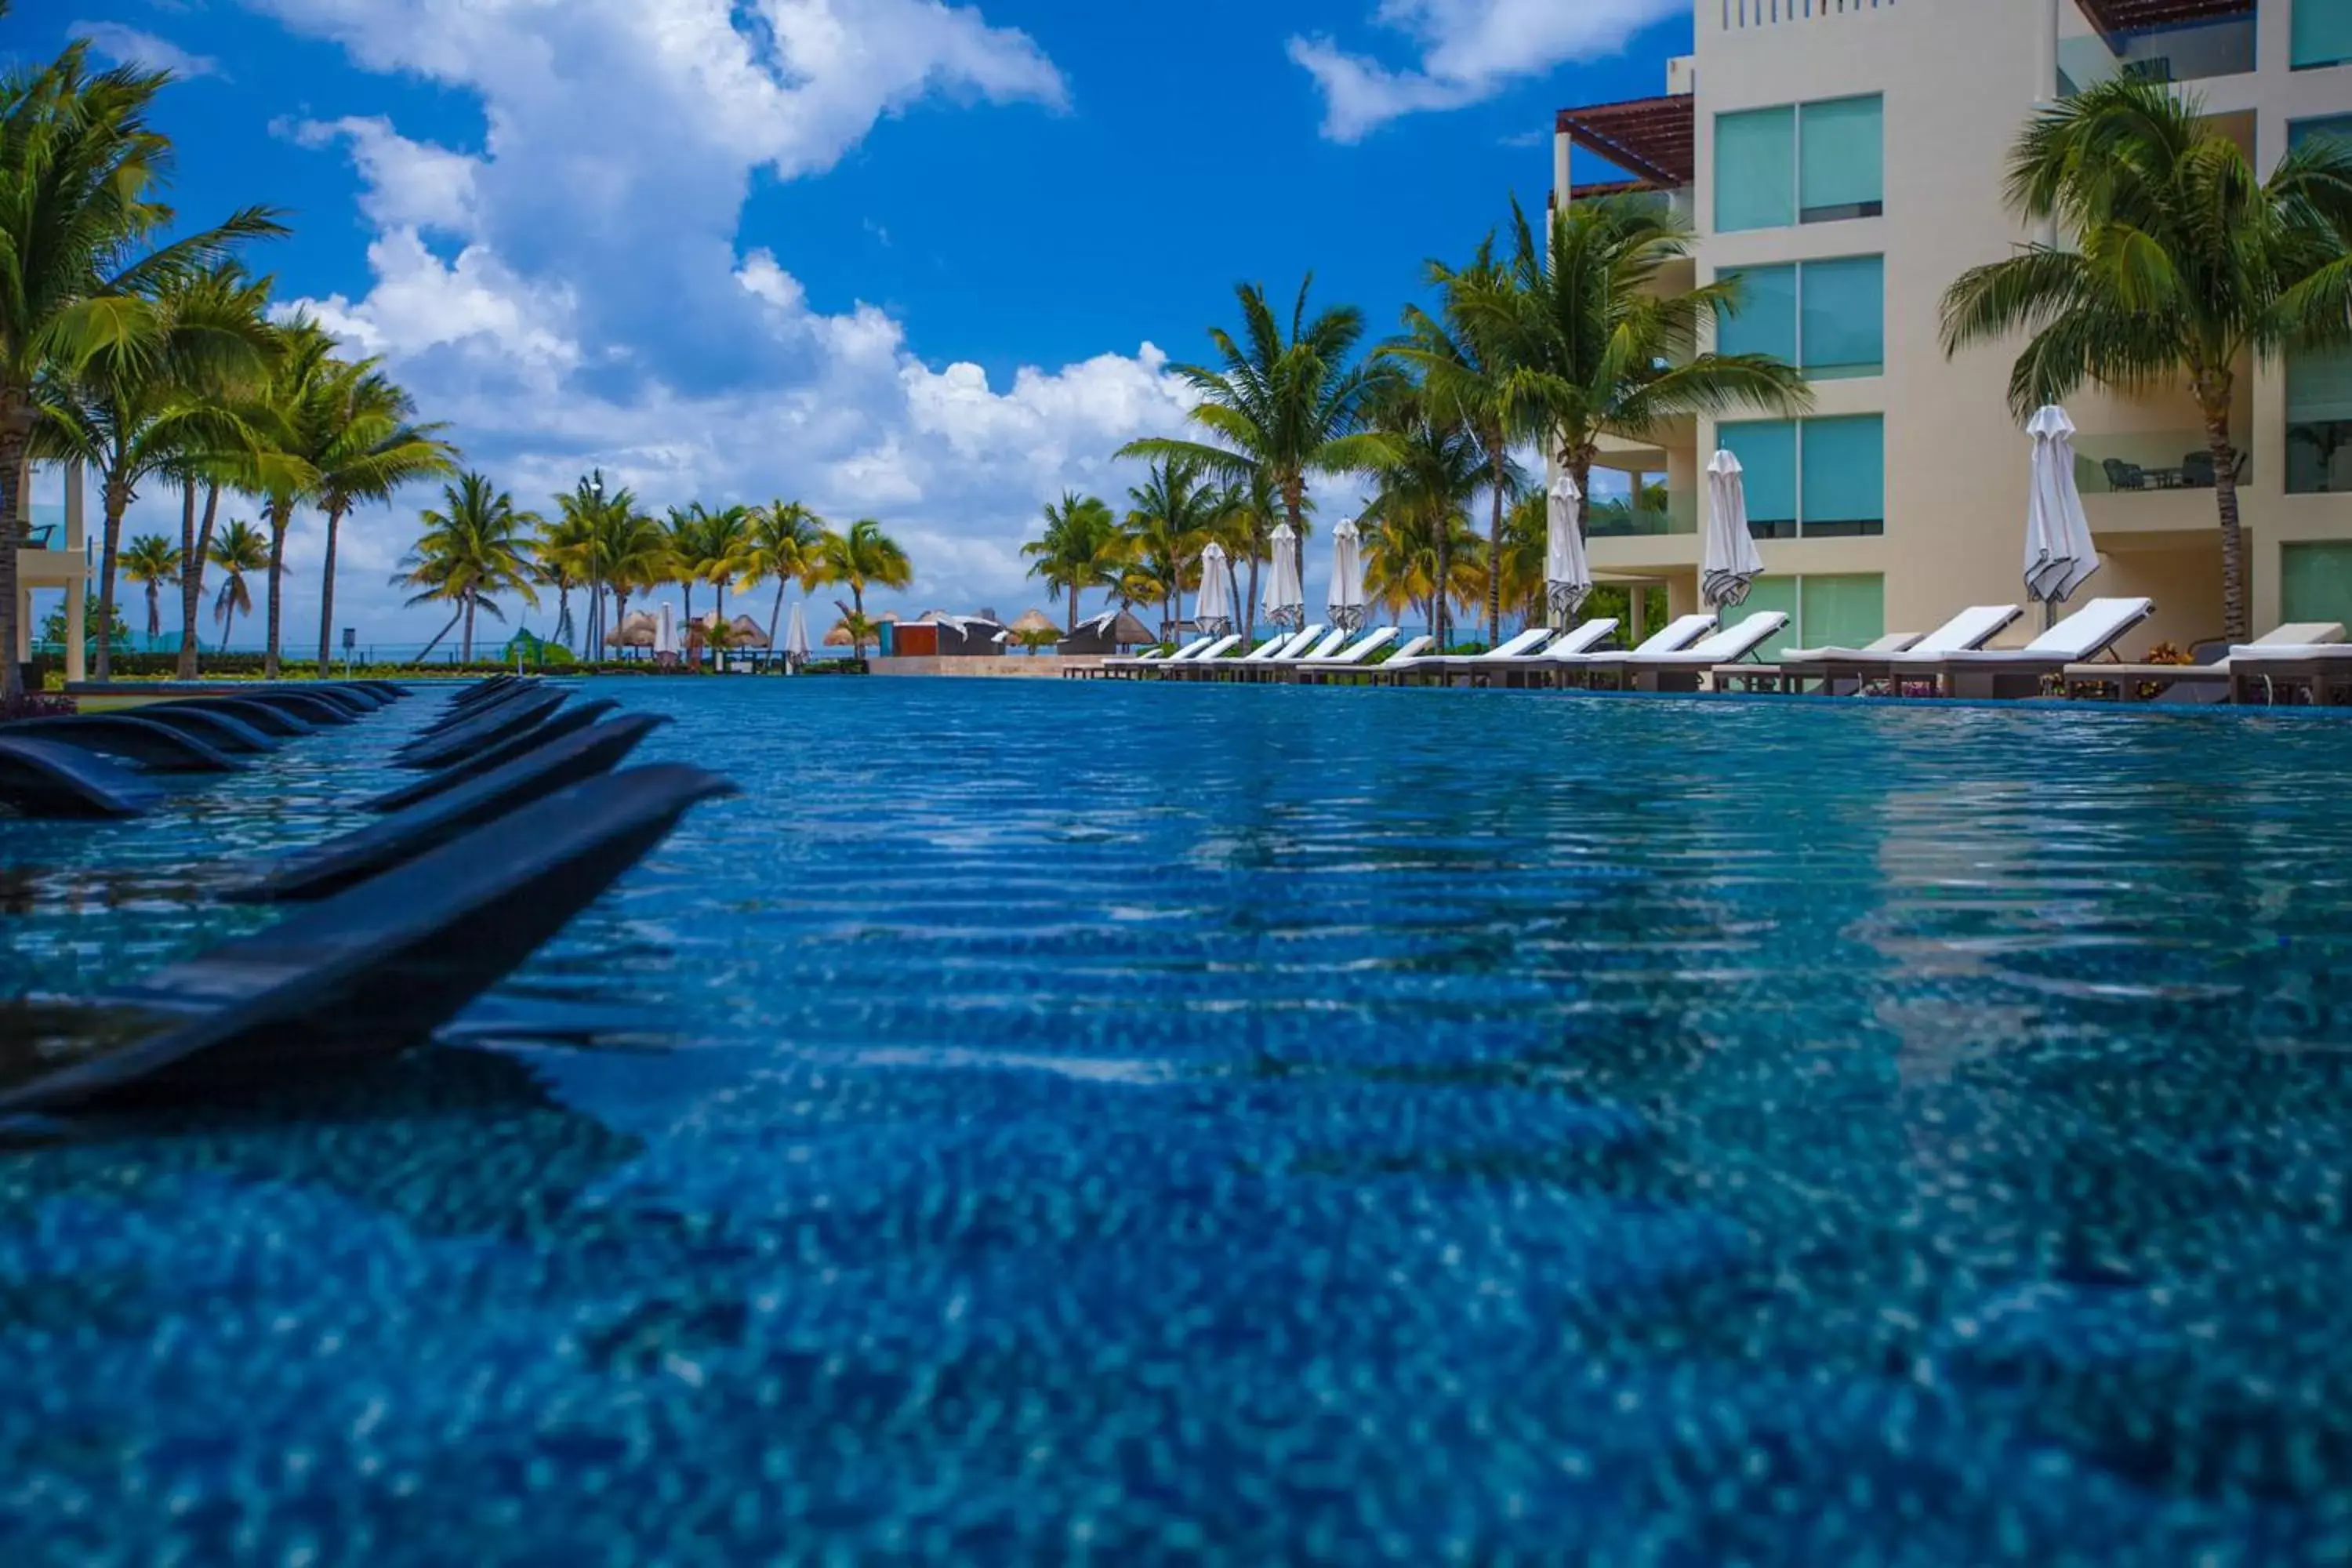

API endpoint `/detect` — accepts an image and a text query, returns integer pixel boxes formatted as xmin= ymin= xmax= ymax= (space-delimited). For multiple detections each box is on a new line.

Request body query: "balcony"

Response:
xmin=1587 ymin=493 xmax=1698 ymax=537
xmin=2075 ymin=430 xmax=2249 ymax=495
xmin=2061 ymin=2 xmax=2259 ymax=93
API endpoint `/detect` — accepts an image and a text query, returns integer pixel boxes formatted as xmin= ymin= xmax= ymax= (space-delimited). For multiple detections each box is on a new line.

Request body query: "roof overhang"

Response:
xmin=1553 ymin=94 xmax=1693 ymax=188
xmin=2076 ymin=0 xmax=2253 ymax=37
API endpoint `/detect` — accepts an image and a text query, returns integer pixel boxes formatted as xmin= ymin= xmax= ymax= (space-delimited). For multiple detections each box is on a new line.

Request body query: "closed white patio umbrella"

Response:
xmin=1327 ymin=517 xmax=1367 ymax=632
xmin=2024 ymin=404 xmax=2100 ymax=626
xmin=1702 ymin=448 xmax=1764 ymax=611
xmin=655 ymin=603 xmax=677 ymax=660
xmin=1195 ymin=542 xmax=1238 ymax=635
xmin=784 ymin=600 xmax=811 ymax=670
xmin=1545 ymin=472 xmax=1594 ymax=629
xmin=1263 ymin=522 xmax=1305 ymax=630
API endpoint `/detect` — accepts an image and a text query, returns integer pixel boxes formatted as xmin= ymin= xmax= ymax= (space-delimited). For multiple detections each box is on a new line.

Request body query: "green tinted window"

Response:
xmin=1717 ymin=107 xmax=1795 ymax=232
xmin=1799 ymin=96 xmax=1883 ymax=222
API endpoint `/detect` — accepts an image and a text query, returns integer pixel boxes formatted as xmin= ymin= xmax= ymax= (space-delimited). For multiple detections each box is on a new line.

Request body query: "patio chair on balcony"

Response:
xmin=2101 ymin=459 xmax=2147 ymax=492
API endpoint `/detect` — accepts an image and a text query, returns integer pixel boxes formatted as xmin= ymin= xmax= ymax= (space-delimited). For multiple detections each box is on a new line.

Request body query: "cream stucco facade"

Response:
xmin=1552 ymin=0 xmax=2352 ymax=653
xmin=13 ymin=460 xmax=89 ymax=684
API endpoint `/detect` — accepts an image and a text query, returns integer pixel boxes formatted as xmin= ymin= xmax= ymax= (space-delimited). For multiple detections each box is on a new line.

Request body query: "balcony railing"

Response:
xmin=2074 ymin=430 xmax=2250 ymax=494
xmin=1722 ymin=0 xmax=1896 ymax=28
xmin=9 ymin=503 xmax=66 ymax=550
xmin=1587 ymin=495 xmax=1698 ymax=536
xmin=2060 ymin=14 xmax=2257 ymax=94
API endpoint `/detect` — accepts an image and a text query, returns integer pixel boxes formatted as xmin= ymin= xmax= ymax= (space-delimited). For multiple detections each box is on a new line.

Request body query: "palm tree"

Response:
xmin=207 ymin=516 xmax=267 ymax=647
xmin=594 ymin=498 xmax=672 ymax=658
xmin=32 ymin=266 xmax=277 ymax=681
xmin=815 ymin=518 xmax=913 ymax=653
xmin=1494 ymin=488 xmax=1549 ymax=625
xmin=1392 ymin=236 xmax=1519 ymax=643
xmin=119 ymin=532 xmax=179 ymax=645
xmin=1121 ymin=457 xmax=1226 ymax=637
xmin=1940 ymin=78 xmax=2352 ymax=641
xmin=1116 ymin=276 xmax=1392 ymax=581
xmin=397 ymin=471 xmax=541 ymax=663
xmin=540 ymin=474 xmax=611 ymax=654
xmin=1451 ymin=194 xmax=1811 ymax=610
xmin=1362 ymin=384 xmax=1497 ymax=642
xmin=305 ymin=355 xmax=456 ymax=673
xmin=742 ymin=498 xmax=826 ymax=650
xmin=0 ymin=38 xmax=285 ymax=700
xmin=666 ymin=503 xmax=752 ymax=651
xmin=1022 ymin=491 xmax=1126 ymax=632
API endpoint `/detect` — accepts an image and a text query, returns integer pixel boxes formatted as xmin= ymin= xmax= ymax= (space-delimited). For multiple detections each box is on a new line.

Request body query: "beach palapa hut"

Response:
xmin=1057 ymin=608 xmax=1156 ymax=655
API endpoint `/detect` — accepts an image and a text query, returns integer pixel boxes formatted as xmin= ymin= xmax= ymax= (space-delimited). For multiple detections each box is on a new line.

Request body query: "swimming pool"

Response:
xmin=5 ymin=677 xmax=2351 ymax=1562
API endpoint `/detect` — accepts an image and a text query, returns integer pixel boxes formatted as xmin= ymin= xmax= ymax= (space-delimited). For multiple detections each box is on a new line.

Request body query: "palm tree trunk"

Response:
xmin=316 ymin=500 xmax=349 ymax=676
xmin=461 ymin=593 xmax=477 ymax=664
xmin=147 ymin=583 xmax=160 ymax=641
xmin=2205 ymin=400 xmax=2249 ymax=644
xmin=1068 ymin=583 xmax=1079 ymax=635
xmin=416 ymin=606 xmax=462 ymax=662
xmin=263 ymin=497 xmax=290 ymax=679
xmin=769 ymin=579 xmax=787 ymax=652
xmin=180 ymin=483 xmax=219 ymax=679
xmin=0 ymin=405 xmax=25 ymax=705
xmin=1246 ymin=556 xmax=1261 ymax=645
xmin=92 ymin=476 xmax=131 ymax=683
xmin=1487 ymin=446 xmax=1507 ymax=644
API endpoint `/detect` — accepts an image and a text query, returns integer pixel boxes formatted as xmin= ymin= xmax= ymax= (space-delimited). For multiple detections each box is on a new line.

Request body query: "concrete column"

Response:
xmin=64 ymin=461 xmax=85 ymax=684
xmin=2034 ymin=0 xmax=2060 ymax=246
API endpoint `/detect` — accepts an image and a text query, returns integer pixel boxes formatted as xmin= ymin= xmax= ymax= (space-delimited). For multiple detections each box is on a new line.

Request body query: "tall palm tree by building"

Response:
xmin=742 ymin=498 xmax=826 ymax=650
xmin=1116 ymin=276 xmax=1392 ymax=575
xmin=207 ymin=517 xmax=267 ymax=648
xmin=1451 ymin=194 xmax=1810 ymax=620
xmin=397 ymin=471 xmax=541 ymax=663
xmin=33 ymin=264 xmax=278 ymax=680
xmin=119 ymin=532 xmax=180 ymax=646
xmin=1940 ymin=77 xmax=2352 ymax=642
xmin=1022 ymin=491 xmax=1125 ymax=632
xmin=1392 ymin=236 xmax=1518 ymax=644
xmin=0 ymin=38 xmax=285 ymax=700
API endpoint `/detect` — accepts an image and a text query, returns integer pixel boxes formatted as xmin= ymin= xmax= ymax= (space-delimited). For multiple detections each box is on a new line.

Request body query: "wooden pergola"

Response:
xmin=1554 ymin=95 xmax=1696 ymax=197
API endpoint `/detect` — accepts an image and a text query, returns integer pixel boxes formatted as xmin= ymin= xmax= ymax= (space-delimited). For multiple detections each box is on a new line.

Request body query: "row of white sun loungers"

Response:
xmin=1095 ymin=594 xmax=2352 ymax=702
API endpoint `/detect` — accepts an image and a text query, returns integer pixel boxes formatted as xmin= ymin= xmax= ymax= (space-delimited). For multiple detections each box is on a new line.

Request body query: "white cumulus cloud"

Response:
xmin=1291 ymin=0 xmax=1684 ymax=142
xmin=72 ymin=21 xmax=223 ymax=79
xmin=222 ymin=0 xmax=1207 ymax=645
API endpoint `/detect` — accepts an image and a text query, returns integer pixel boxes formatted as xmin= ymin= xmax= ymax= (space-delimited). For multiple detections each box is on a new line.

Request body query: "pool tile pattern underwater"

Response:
xmin=4 ymin=678 xmax=2352 ymax=1562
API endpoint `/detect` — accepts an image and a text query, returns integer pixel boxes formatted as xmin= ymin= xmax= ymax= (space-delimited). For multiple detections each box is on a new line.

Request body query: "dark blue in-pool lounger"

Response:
xmin=0 ymin=714 xmax=242 ymax=773
xmin=238 ymin=690 xmax=358 ymax=726
xmin=366 ymin=701 xmax=621 ymax=813
xmin=396 ymin=690 xmax=567 ymax=769
xmin=447 ymin=677 xmax=519 ymax=711
xmin=0 ymin=736 xmax=164 ymax=818
xmin=164 ymin=696 xmax=314 ymax=739
xmin=226 ymin=713 xmax=669 ymax=902
xmin=0 ymin=764 xmax=737 ymax=1116
xmin=128 ymin=704 xmax=280 ymax=754
xmin=261 ymin=684 xmax=372 ymax=715
xmin=423 ymin=680 xmax=535 ymax=733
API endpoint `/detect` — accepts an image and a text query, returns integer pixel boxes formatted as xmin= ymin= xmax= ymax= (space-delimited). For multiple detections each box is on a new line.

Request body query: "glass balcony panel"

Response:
xmin=2060 ymin=15 xmax=2257 ymax=94
xmin=2073 ymin=430 xmax=2250 ymax=494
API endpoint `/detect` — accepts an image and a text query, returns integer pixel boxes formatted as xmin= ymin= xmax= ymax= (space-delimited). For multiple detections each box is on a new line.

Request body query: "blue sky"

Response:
xmin=34 ymin=1 xmax=1690 ymax=643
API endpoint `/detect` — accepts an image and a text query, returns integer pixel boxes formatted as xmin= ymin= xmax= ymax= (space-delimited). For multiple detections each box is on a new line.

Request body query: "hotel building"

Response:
xmin=1552 ymin=0 xmax=2352 ymax=654
xmin=11 ymin=460 xmax=89 ymax=684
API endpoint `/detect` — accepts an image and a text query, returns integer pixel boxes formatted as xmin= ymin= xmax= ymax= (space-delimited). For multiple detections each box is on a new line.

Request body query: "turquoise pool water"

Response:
xmin=5 ymin=677 xmax=2352 ymax=1562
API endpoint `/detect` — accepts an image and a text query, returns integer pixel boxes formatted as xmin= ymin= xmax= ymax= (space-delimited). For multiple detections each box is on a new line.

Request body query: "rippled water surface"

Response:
xmin=6 ymin=676 xmax=2352 ymax=1563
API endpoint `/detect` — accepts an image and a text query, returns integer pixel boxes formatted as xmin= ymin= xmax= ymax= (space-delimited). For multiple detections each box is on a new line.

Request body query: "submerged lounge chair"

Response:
xmin=1924 ymin=596 xmax=2154 ymax=699
xmin=0 ymin=764 xmax=737 ymax=1121
xmin=1579 ymin=611 xmax=1791 ymax=694
xmin=0 ymin=737 xmax=163 ymax=818
xmin=227 ymin=713 xmax=670 ymax=902
xmin=397 ymin=689 xmax=568 ymax=768
xmin=1764 ymin=604 xmax=2024 ymax=696
xmin=368 ymin=701 xmax=622 ymax=814
xmin=0 ymin=713 xmax=243 ymax=774
xmin=2063 ymin=622 xmax=2346 ymax=704
xmin=120 ymin=704 xmax=281 ymax=755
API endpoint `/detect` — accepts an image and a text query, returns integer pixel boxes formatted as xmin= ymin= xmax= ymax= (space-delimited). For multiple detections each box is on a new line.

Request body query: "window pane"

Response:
xmin=1800 ymin=256 xmax=1884 ymax=378
xmin=1716 ymin=107 xmax=1795 ymax=233
xmin=1737 ymin=576 xmax=1799 ymax=662
xmin=1719 ymin=265 xmax=1797 ymax=364
xmin=1801 ymin=415 xmax=1885 ymax=532
xmin=1720 ymin=419 xmax=1797 ymax=535
xmin=2288 ymin=345 xmax=2352 ymax=495
xmin=2291 ymin=114 xmax=2352 ymax=151
xmin=1799 ymin=96 xmax=1883 ymax=223
xmin=1800 ymin=574 xmax=1885 ymax=652
xmin=2283 ymin=543 xmax=2352 ymax=627
xmin=2293 ymin=0 xmax=2352 ymax=68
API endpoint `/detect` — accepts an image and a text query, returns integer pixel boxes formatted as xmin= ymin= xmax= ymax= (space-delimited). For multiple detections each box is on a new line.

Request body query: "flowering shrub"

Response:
xmin=0 ymin=692 xmax=76 ymax=720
